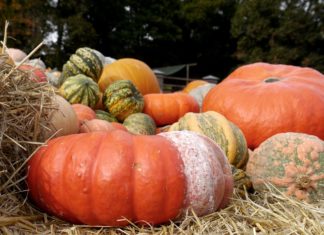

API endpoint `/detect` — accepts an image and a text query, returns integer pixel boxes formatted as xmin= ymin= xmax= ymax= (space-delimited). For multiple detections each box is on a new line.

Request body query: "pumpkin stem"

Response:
xmin=296 ymin=175 xmax=311 ymax=189
xmin=264 ymin=78 xmax=280 ymax=83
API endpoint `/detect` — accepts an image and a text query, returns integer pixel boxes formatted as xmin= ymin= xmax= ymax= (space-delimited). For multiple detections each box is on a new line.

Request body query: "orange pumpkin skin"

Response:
xmin=182 ymin=80 xmax=208 ymax=93
xmin=71 ymin=104 xmax=96 ymax=128
xmin=98 ymin=58 xmax=161 ymax=95
xmin=203 ymin=62 xmax=324 ymax=149
xmin=143 ymin=92 xmax=200 ymax=126
xmin=27 ymin=130 xmax=186 ymax=226
xmin=79 ymin=119 xmax=125 ymax=133
xmin=246 ymin=132 xmax=324 ymax=202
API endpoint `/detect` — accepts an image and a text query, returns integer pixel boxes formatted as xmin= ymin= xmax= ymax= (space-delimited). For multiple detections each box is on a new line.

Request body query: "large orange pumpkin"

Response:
xmin=27 ymin=130 xmax=232 ymax=226
xmin=98 ymin=58 xmax=161 ymax=95
xmin=143 ymin=92 xmax=200 ymax=126
xmin=203 ymin=62 xmax=324 ymax=149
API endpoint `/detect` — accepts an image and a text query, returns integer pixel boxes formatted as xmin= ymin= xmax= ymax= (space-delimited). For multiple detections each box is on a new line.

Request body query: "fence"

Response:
xmin=156 ymin=74 xmax=219 ymax=92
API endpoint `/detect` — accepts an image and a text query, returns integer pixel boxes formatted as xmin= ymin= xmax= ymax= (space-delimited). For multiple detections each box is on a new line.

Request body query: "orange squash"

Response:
xmin=98 ymin=58 xmax=161 ymax=95
xmin=143 ymin=92 xmax=199 ymax=126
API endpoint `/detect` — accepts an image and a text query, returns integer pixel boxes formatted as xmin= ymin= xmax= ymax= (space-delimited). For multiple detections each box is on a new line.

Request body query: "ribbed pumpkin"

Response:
xmin=143 ymin=92 xmax=199 ymax=126
xmin=98 ymin=58 xmax=161 ymax=95
xmin=231 ymin=165 xmax=253 ymax=197
xmin=95 ymin=110 xmax=118 ymax=123
xmin=123 ymin=113 xmax=156 ymax=135
xmin=168 ymin=111 xmax=249 ymax=169
xmin=246 ymin=132 xmax=324 ymax=202
xmin=59 ymin=74 xmax=100 ymax=108
xmin=102 ymin=80 xmax=144 ymax=122
xmin=27 ymin=130 xmax=233 ymax=226
xmin=60 ymin=47 xmax=103 ymax=85
xmin=79 ymin=119 xmax=127 ymax=133
xmin=202 ymin=62 xmax=324 ymax=149
xmin=182 ymin=80 xmax=208 ymax=93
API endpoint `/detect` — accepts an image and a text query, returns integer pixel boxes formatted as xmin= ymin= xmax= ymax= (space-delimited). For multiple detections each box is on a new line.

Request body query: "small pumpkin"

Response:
xmin=27 ymin=130 xmax=233 ymax=226
xmin=42 ymin=95 xmax=79 ymax=140
xmin=123 ymin=113 xmax=156 ymax=135
xmin=143 ymin=92 xmax=199 ymax=126
xmin=18 ymin=64 xmax=47 ymax=83
xmin=188 ymin=83 xmax=215 ymax=110
xmin=98 ymin=58 xmax=161 ymax=95
xmin=202 ymin=62 xmax=324 ymax=149
xmin=60 ymin=47 xmax=103 ymax=85
xmin=182 ymin=80 xmax=208 ymax=93
xmin=71 ymin=104 xmax=96 ymax=127
xmin=59 ymin=74 xmax=100 ymax=108
xmin=102 ymin=80 xmax=144 ymax=122
xmin=79 ymin=119 xmax=126 ymax=133
xmin=168 ymin=111 xmax=249 ymax=169
xmin=95 ymin=110 xmax=118 ymax=123
xmin=246 ymin=132 xmax=324 ymax=202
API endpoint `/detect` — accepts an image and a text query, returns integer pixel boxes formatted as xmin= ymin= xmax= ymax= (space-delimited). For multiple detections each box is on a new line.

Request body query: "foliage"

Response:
xmin=1 ymin=0 xmax=323 ymax=76
xmin=231 ymin=0 xmax=324 ymax=72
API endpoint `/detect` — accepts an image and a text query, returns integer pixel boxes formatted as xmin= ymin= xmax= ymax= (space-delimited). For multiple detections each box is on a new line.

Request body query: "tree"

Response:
xmin=178 ymin=0 xmax=239 ymax=78
xmin=231 ymin=0 xmax=324 ymax=72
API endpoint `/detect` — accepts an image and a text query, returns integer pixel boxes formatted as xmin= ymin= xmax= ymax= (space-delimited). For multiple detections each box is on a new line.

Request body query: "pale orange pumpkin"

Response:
xmin=182 ymin=80 xmax=208 ymax=93
xmin=98 ymin=58 xmax=161 ymax=95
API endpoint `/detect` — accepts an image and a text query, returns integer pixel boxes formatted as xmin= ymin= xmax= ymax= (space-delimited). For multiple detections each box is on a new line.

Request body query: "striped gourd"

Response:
xmin=102 ymin=80 xmax=144 ymax=122
xmin=60 ymin=47 xmax=103 ymax=85
xmin=123 ymin=113 xmax=156 ymax=135
xmin=168 ymin=111 xmax=249 ymax=169
xmin=95 ymin=110 xmax=118 ymax=123
xmin=59 ymin=74 xmax=100 ymax=108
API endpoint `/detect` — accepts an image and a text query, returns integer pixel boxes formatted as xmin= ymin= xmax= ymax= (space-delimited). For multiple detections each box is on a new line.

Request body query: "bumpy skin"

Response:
xmin=59 ymin=74 xmax=100 ymax=108
xmin=168 ymin=111 xmax=249 ymax=169
xmin=246 ymin=132 xmax=324 ymax=202
xmin=159 ymin=131 xmax=234 ymax=216
xmin=202 ymin=62 xmax=324 ymax=149
xmin=27 ymin=130 xmax=186 ymax=226
xmin=102 ymin=80 xmax=144 ymax=122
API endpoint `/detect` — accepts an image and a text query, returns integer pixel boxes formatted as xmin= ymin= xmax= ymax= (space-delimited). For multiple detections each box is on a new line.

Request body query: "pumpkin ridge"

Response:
xmin=77 ymin=48 xmax=102 ymax=78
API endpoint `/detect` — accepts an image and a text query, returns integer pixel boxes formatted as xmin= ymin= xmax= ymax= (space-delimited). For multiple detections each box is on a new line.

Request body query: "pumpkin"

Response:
xmin=59 ymin=74 xmax=100 ymax=109
xmin=27 ymin=130 xmax=232 ymax=226
xmin=246 ymin=132 xmax=324 ymax=202
xmin=182 ymin=80 xmax=208 ymax=93
xmin=168 ymin=111 xmax=249 ymax=169
xmin=79 ymin=119 xmax=126 ymax=133
xmin=60 ymin=47 xmax=103 ymax=85
xmin=143 ymin=92 xmax=199 ymax=126
xmin=71 ymin=104 xmax=96 ymax=127
xmin=159 ymin=131 xmax=233 ymax=211
xmin=102 ymin=80 xmax=144 ymax=122
xmin=98 ymin=58 xmax=161 ymax=95
xmin=202 ymin=62 xmax=324 ymax=149
xmin=6 ymin=48 xmax=27 ymax=62
xmin=123 ymin=113 xmax=156 ymax=135
xmin=42 ymin=95 xmax=79 ymax=140
xmin=231 ymin=165 xmax=253 ymax=197
xmin=188 ymin=83 xmax=215 ymax=110
xmin=95 ymin=110 xmax=118 ymax=123
xmin=18 ymin=64 xmax=47 ymax=83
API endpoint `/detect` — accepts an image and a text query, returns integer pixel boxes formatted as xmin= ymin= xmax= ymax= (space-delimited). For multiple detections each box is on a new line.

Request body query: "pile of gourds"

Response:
xmin=25 ymin=47 xmax=324 ymax=226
